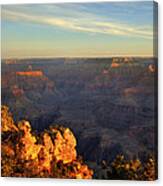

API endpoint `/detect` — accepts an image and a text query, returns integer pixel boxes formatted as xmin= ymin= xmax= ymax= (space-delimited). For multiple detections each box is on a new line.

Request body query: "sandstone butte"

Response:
xmin=16 ymin=71 xmax=43 ymax=77
xmin=111 ymin=62 xmax=120 ymax=68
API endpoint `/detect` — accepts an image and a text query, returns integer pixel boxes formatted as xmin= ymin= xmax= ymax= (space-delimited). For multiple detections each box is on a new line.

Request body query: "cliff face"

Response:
xmin=1 ymin=106 xmax=93 ymax=178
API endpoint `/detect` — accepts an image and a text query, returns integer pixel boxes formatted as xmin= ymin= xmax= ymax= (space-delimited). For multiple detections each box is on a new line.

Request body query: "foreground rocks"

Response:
xmin=1 ymin=105 xmax=93 ymax=179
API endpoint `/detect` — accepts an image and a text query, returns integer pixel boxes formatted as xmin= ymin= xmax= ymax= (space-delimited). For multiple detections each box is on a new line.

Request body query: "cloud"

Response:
xmin=93 ymin=22 xmax=153 ymax=39
xmin=2 ymin=7 xmax=153 ymax=40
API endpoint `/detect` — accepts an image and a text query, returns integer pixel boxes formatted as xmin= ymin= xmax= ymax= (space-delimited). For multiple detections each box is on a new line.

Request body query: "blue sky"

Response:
xmin=1 ymin=1 xmax=154 ymax=58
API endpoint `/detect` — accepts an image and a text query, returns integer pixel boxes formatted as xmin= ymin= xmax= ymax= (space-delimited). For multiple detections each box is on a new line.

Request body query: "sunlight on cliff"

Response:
xmin=1 ymin=105 xmax=93 ymax=178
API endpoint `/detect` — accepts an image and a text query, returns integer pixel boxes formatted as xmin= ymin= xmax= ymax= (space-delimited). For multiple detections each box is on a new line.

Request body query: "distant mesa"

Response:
xmin=16 ymin=71 xmax=43 ymax=77
xmin=15 ymin=65 xmax=43 ymax=77
xmin=112 ymin=58 xmax=119 ymax=63
xmin=111 ymin=62 xmax=120 ymax=68
xmin=111 ymin=58 xmax=121 ymax=68
xmin=5 ymin=59 xmax=17 ymax=64
xmin=111 ymin=57 xmax=133 ymax=68
xmin=124 ymin=57 xmax=133 ymax=63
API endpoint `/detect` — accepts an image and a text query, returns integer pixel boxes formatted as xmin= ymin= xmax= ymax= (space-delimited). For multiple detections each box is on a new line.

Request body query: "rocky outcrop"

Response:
xmin=1 ymin=105 xmax=18 ymax=132
xmin=1 ymin=106 xmax=93 ymax=178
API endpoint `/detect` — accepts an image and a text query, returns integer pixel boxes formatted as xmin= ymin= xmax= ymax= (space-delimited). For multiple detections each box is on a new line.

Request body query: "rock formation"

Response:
xmin=16 ymin=71 xmax=43 ymax=77
xmin=1 ymin=105 xmax=93 ymax=178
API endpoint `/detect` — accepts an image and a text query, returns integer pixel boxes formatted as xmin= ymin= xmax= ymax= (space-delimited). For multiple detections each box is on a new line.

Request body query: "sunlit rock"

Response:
xmin=1 ymin=105 xmax=18 ymax=132
xmin=52 ymin=127 xmax=77 ymax=164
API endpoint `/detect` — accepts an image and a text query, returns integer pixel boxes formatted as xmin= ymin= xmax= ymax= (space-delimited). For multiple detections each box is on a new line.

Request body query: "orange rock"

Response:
xmin=1 ymin=105 xmax=18 ymax=132
xmin=111 ymin=62 xmax=120 ymax=68
xmin=2 ymin=144 xmax=15 ymax=157
xmin=16 ymin=71 xmax=43 ymax=77
xmin=1 ymin=106 xmax=93 ymax=178
xmin=17 ymin=121 xmax=41 ymax=161
xmin=53 ymin=128 xmax=77 ymax=164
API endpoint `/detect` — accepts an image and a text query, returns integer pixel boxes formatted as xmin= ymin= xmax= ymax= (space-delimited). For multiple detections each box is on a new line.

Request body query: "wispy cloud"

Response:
xmin=2 ymin=6 xmax=153 ymax=40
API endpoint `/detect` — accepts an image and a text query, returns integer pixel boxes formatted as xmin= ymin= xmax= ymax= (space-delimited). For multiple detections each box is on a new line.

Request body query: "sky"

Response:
xmin=1 ymin=1 xmax=155 ymax=58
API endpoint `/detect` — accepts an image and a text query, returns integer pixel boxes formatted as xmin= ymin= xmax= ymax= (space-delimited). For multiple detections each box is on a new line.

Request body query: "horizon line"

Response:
xmin=2 ymin=55 xmax=155 ymax=60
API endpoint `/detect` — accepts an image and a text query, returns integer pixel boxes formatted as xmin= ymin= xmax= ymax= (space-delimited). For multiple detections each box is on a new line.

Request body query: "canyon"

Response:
xmin=1 ymin=57 xmax=157 ymax=170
